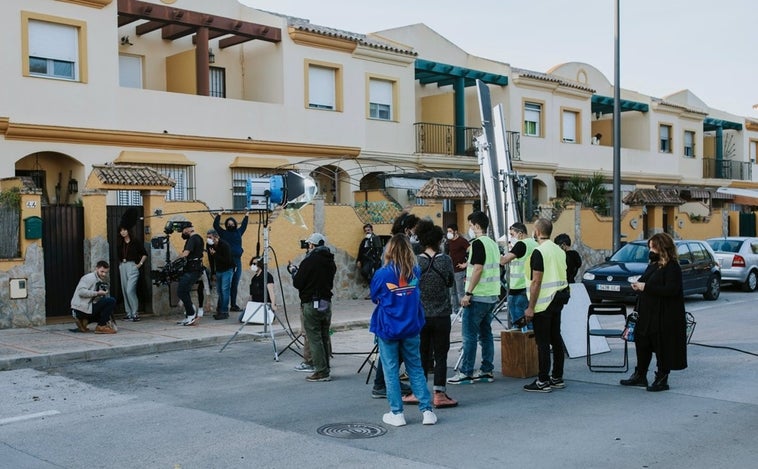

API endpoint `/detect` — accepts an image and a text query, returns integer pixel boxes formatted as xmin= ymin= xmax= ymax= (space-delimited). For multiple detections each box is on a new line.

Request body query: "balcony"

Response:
xmin=702 ymin=157 xmax=752 ymax=181
xmin=414 ymin=123 xmax=520 ymax=159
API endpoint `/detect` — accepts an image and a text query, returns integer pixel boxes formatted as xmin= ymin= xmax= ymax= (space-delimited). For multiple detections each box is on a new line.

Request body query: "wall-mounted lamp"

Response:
xmin=208 ymin=48 xmax=215 ymax=64
xmin=594 ymin=111 xmax=602 ymax=120
xmin=67 ymin=170 xmax=78 ymax=194
xmin=120 ymin=35 xmax=134 ymax=46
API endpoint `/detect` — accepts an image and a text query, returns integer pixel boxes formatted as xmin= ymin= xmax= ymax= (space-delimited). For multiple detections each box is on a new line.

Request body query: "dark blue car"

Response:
xmin=581 ymin=240 xmax=720 ymax=303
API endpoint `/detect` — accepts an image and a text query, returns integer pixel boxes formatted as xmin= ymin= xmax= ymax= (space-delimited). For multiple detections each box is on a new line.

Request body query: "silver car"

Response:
xmin=706 ymin=237 xmax=758 ymax=292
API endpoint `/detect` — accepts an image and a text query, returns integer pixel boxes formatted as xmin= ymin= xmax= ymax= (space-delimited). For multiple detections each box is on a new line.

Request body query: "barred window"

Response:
xmin=232 ymin=169 xmax=265 ymax=210
xmin=116 ymin=165 xmax=195 ymax=205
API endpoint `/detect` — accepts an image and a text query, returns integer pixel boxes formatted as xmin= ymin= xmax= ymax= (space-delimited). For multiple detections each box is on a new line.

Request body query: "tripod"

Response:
xmin=219 ymin=207 xmax=300 ymax=360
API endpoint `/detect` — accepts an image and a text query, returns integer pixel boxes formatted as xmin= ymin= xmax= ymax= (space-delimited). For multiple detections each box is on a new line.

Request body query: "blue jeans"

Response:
xmin=507 ymin=293 xmax=531 ymax=330
xmin=450 ymin=271 xmax=466 ymax=312
xmin=216 ymin=269 xmax=232 ymax=313
xmin=230 ymin=256 xmax=242 ymax=308
xmin=377 ymin=335 xmax=432 ymax=414
xmin=460 ymin=300 xmax=495 ymax=377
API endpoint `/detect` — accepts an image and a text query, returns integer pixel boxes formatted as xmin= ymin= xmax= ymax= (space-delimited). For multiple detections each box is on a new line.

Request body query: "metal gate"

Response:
xmin=739 ymin=212 xmax=756 ymax=237
xmin=41 ymin=205 xmax=84 ymax=317
xmin=106 ymin=206 xmax=152 ymax=315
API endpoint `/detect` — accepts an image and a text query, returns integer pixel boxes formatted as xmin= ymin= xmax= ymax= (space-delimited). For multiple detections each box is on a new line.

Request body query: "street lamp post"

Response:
xmin=612 ymin=0 xmax=622 ymax=252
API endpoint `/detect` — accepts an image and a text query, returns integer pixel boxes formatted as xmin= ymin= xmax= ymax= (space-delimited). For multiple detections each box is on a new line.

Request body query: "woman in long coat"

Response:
xmin=622 ymin=232 xmax=687 ymax=391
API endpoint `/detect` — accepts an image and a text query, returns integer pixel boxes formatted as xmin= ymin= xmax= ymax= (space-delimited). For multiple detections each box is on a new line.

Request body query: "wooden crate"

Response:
xmin=500 ymin=330 xmax=539 ymax=378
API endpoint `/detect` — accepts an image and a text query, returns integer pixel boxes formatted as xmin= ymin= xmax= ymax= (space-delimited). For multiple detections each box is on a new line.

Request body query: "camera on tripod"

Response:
xmin=299 ymin=239 xmax=309 ymax=249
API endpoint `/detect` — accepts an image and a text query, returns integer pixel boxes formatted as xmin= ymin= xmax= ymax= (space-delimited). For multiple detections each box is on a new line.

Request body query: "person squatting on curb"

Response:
xmin=71 ymin=260 xmax=118 ymax=334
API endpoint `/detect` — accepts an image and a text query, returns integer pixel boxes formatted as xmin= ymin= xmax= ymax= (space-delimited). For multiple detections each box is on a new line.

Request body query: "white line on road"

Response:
xmin=0 ymin=410 xmax=61 ymax=426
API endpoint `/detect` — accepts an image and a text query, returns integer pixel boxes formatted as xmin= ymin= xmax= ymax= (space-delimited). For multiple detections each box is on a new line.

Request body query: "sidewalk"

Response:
xmin=0 ymin=299 xmax=375 ymax=371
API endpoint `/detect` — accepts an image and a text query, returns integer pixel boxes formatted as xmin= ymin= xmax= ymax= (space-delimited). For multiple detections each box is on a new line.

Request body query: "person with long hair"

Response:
xmin=370 ymin=234 xmax=437 ymax=426
xmin=623 ymin=232 xmax=688 ymax=391
xmin=117 ymin=225 xmax=147 ymax=321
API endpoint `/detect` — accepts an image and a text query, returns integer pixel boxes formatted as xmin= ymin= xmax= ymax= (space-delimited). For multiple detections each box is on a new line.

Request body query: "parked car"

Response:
xmin=582 ymin=239 xmax=720 ymax=303
xmin=706 ymin=237 xmax=758 ymax=292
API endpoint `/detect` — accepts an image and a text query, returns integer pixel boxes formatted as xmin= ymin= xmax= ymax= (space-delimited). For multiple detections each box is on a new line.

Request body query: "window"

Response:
xmin=683 ymin=130 xmax=695 ymax=157
xmin=524 ymin=102 xmax=542 ymax=136
xmin=119 ymin=54 xmax=142 ymax=89
xmin=659 ymin=124 xmax=672 ymax=153
xmin=209 ymin=66 xmax=226 ymax=98
xmin=232 ymin=169 xmax=264 ymax=210
xmin=307 ymin=62 xmax=342 ymax=111
xmin=369 ymin=77 xmax=394 ymax=120
xmin=750 ymin=140 xmax=757 ymax=164
xmin=561 ymin=109 xmax=578 ymax=143
xmin=116 ymin=165 xmax=195 ymax=204
xmin=24 ymin=15 xmax=85 ymax=82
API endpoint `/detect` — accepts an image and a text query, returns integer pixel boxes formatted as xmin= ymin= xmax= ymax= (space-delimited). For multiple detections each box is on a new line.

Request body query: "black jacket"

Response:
xmin=209 ymin=238 xmax=234 ymax=273
xmin=292 ymin=246 xmax=336 ymax=303
xmin=636 ymin=260 xmax=688 ymax=370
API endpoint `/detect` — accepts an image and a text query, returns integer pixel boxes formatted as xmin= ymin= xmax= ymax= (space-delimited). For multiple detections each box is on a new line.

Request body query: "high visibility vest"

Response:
xmin=526 ymin=240 xmax=568 ymax=313
xmin=509 ymin=237 xmax=538 ymax=290
xmin=466 ymin=235 xmax=501 ymax=297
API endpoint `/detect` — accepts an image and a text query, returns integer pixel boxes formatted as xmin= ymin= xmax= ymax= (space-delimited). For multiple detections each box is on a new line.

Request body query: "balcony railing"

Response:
xmin=702 ymin=157 xmax=752 ymax=181
xmin=414 ymin=122 xmax=520 ymax=160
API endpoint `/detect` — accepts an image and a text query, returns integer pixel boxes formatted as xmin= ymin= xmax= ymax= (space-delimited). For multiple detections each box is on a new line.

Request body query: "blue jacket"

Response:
xmin=369 ymin=263 xmax=425 ymax=340
xmin=213 ymin=215 xmax=248 ymax=258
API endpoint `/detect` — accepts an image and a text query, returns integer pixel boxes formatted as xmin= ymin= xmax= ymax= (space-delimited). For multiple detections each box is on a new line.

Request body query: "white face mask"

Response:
xmin=365 ymin=233 xmax=372 ymax=239
xmin=509 ymin=236 xmax=519 ymax=245
xmin=250 ymin=264 xmax=259 ymax=272
xmin=206 ymin=238 xmax=214 ymax=245
xmin=468 ymin=228 xmax=476 ymax=239
xmin=446 ymin=232 xmax=454 ymax=240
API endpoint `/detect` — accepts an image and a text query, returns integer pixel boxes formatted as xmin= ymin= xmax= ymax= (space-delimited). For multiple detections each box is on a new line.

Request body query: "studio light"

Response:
xmin=245 ymin=171 xmax=317 ymax=211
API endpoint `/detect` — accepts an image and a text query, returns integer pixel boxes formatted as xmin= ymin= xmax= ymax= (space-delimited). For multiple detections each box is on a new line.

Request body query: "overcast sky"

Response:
xmin=240 ymin=0 xmax=756 ymax=118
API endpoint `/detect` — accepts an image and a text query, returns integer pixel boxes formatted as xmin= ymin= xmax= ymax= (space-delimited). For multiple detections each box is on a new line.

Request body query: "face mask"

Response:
xmin=410 ymin=234 xmax=419 ymax=244
xmin=509 ymin=236 xmax=519 ymax=245
xmin=181 ymin=232 xmax=190 ymax=240
xmin=226 ymin=224 xmax=236 ymax=231
xmin=365 ymin=233 xmax=372 ymax=239
xmin=648 ymin=251 xmax=660 ymax=262
xmin=250 ymin=264 xmax=259 ymax=272
xmin=468 ymin=228 xmax=476 ymax=239
xmin=446 ymin=232 xmax=454 ymax=240
xmin=206 ymin=238 xmax=214 ymax=245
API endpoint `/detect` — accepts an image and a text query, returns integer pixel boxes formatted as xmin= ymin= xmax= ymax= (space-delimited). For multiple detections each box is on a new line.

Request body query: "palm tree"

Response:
xmin=564 ymin=173 xmax=608 ymax=214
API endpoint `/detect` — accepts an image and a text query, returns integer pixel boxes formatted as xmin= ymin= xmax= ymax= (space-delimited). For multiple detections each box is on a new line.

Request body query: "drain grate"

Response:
xmin=317 ymin=422 xmax=387 ymax=439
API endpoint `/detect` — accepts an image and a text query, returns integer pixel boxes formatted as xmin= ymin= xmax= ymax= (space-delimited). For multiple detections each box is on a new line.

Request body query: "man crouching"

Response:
xmin=71 ymin=260 xmax=117 ymax=334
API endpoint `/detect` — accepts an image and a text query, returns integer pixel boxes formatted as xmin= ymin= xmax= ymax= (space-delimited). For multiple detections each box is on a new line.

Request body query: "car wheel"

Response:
xmin=703 ymin=275 xmax=721 ymax=300
xmin=742 ymin=270 xmax=758 ymax=292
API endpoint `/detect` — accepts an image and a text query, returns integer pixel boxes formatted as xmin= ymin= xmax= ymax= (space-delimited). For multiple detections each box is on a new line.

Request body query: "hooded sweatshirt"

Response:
xmin=292 ymin=246 xmax=336 ymax=303
xmin=213 ymin=215 xmax=248 ymax=258
xmin=369 ymin=263 xmax=425 ymax=340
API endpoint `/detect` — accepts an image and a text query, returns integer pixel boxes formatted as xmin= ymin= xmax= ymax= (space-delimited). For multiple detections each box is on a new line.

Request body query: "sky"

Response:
xmin=240 ymin=0 xmax=756 ymax=118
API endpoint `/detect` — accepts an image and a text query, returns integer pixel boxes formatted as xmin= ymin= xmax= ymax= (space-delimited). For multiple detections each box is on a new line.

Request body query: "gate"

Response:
xmin=739 ymin=212 xmax=756 ymax=237
xmin=42 ymin=205 xmax=84 ymax=317
xmin=106 ymin=206 xmax=152 ymax=314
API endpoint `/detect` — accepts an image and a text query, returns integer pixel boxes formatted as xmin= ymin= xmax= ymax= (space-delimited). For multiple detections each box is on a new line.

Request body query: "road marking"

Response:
xmin=0 ymin=410 xmax=60 ymax=426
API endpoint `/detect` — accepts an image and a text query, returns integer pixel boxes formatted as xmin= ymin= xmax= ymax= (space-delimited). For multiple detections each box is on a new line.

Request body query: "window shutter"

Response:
xmin=309 ymin=66 xmax=335 ymax=109
xmin=29 ymin=20 xmax=77 ymax=62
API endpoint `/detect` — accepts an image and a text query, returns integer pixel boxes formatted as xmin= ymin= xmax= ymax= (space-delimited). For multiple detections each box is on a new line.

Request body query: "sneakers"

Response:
xmin=197 ymin=308 xmax=204 ymax=318
xmin=447 ymin=372 xmax=474 ymax=385
xmin=294 ymin=362 xmax=315 ymax=373
xmin=523 ymin=379 xmax=552 ymax=393
xmin=213 ymin=313 xmax=229 ymax=320
xmin=94 ymin=324 xmax=117 ymax=334
xmin=422 ymin=410 xmax=437 ymax=425
xmin=130 ymin=316 xmax=141 ymax=322
xmin=433 ymin=392 xmax=458 ymax=408
xmin=382 ymin=412 xmax=406 ymax=427
xmin=178 ymin=315 xmax=200 ymax=326
xmin=230 ymin=305 xmax=242 ymax=312
xmin=473 ymin=371 xmax=495 ymax=383
xmin=73 ymin=316 xmax=89 ymax=333
xmin=306 ymin=372 xmax=331 ymax=382
xmin=371 ymin=387 xmax=387 ymax=399
xmin=402 ymin=393 xmax=419 ymax=405
xmin=549 ymin=377 xmax=566 ymax=389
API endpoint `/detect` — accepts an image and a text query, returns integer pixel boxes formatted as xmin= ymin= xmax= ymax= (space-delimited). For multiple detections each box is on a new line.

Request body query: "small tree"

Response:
xmin=564 ymin=173 xmax=608 ymax=214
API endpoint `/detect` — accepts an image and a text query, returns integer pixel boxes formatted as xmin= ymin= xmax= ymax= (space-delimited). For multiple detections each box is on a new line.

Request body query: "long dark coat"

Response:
xmin=636 ymin=260 xmax=688 ymax=370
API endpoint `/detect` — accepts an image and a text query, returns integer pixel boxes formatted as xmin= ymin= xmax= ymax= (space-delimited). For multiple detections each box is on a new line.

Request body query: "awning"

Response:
xmin=229 ymin=156 xmax=293 ymax=170
xmin=622 ymin=189 xmax=683 ymax=206
xmin=415 ymin=59 xmax=508 ymax=87
xmin=115 ymin=151 xmax=195 ymax=165
xmin=687 ymin=189 xmax=733 ymax=200
xmin=591 ymin=95 xmax=649 ymax=115
xmin=703 ymin=117 xmax=743 ymax=132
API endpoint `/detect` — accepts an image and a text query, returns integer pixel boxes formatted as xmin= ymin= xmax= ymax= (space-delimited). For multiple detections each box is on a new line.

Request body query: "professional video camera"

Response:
xmin=151 ymin=220 xmax=192 ymax=286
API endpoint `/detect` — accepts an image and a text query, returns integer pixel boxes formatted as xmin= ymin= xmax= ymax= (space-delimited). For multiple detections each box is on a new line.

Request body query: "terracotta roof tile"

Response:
xmin=417 ymin=178 xmax=480 ymax=199
xmin=92 ymin=165 xmax=175 ymax=188
xmin=622 ymin=189 xmax=684 ymax=206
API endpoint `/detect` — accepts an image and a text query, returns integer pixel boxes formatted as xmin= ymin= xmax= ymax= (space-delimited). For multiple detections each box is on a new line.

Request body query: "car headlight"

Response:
xmin=627 ymin=275 xmax=641 ymax=283
xmin=583 ymin=272 xmax=595 ymax=280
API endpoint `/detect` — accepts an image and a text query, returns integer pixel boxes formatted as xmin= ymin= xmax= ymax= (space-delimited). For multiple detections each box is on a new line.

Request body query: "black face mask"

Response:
xmin=648 ymin=251 xmax=660 ymax=263
xmin=181 ymin=232 xmax=190 ymax=240
xmin=226 ymin=225 xmax=236 ymax=231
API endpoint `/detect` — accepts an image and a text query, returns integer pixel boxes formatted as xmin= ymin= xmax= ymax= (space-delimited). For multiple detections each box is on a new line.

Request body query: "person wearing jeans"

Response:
xmin=206 ymin=230 xmax=234 ymax=320
xmin=70 ymin=260 xmax=118 ymax=334
xmin=213 ymin=213 xmax=249 ymax=312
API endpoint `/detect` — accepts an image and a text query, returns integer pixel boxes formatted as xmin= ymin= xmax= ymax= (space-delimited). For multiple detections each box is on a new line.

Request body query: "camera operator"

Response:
xmin=177 ymin=223 xmax=205 ymax=326
xmin=288 ymin=233 xmax=336 ymax=382
xmin=70 ymin=260 xmax=117 ymax=334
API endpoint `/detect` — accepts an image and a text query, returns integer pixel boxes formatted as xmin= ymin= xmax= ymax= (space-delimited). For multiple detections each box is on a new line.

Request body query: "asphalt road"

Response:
xmin=1 ymin=288 xmax=757 ymax=468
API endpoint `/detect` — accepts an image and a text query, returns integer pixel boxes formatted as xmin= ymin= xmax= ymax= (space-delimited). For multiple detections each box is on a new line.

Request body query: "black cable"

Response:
xmin=268 ymin=245 xmax=305 ymax=348
xmin=689 ymin=341 xmax=758 ymax=357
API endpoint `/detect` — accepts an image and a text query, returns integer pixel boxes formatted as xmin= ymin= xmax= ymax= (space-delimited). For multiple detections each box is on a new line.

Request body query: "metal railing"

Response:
xmin=702 ymin=157 xmax=752 ymax=181
xmin=414 ymin=122 xmax=520 ymax=160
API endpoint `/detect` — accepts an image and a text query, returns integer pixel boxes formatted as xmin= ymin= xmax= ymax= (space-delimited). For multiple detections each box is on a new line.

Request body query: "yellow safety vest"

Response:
xmin=526 ymin=240 xmax=568 ymax=313
xmin=466 ymin=235 xmax=501 ymax=297
xmin=509 ymin=237 xmax=538 ymax=290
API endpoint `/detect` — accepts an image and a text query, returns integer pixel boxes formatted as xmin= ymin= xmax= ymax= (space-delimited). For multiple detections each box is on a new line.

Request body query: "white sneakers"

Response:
xmin=382 ymin=410 xmax=437 ymax=427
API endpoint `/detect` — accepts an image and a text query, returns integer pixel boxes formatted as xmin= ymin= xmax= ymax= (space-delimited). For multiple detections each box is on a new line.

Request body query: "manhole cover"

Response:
xmin=317 ymin=422 xmax=387 ymax=439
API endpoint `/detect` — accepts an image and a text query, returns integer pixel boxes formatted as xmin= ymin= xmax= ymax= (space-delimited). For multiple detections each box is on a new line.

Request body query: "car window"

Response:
xmin=707 ymin=239 xmax=741 ymax=253
xmin=689 ymin=242 xmax=708 ymax=263
xmin=750 ymin=241 xmax=758 ymax=255
xmin=677 ymin=243 xmax=692 ymax=265
xmin=610 ymin=243 xmax=648 ymax=262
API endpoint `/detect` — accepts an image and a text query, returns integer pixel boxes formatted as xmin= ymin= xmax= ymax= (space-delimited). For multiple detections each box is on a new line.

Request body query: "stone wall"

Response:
xmin=0 ymin=244 xmax=45 ymax=328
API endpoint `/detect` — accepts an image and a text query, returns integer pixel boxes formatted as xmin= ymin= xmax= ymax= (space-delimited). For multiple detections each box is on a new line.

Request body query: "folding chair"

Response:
xmin=586 ymin=303 xmax=628 ymax=372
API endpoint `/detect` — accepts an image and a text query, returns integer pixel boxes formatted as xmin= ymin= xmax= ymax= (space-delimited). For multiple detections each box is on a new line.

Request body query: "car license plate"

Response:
xmin=597 ymin=284 xmax=620 ymax=292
